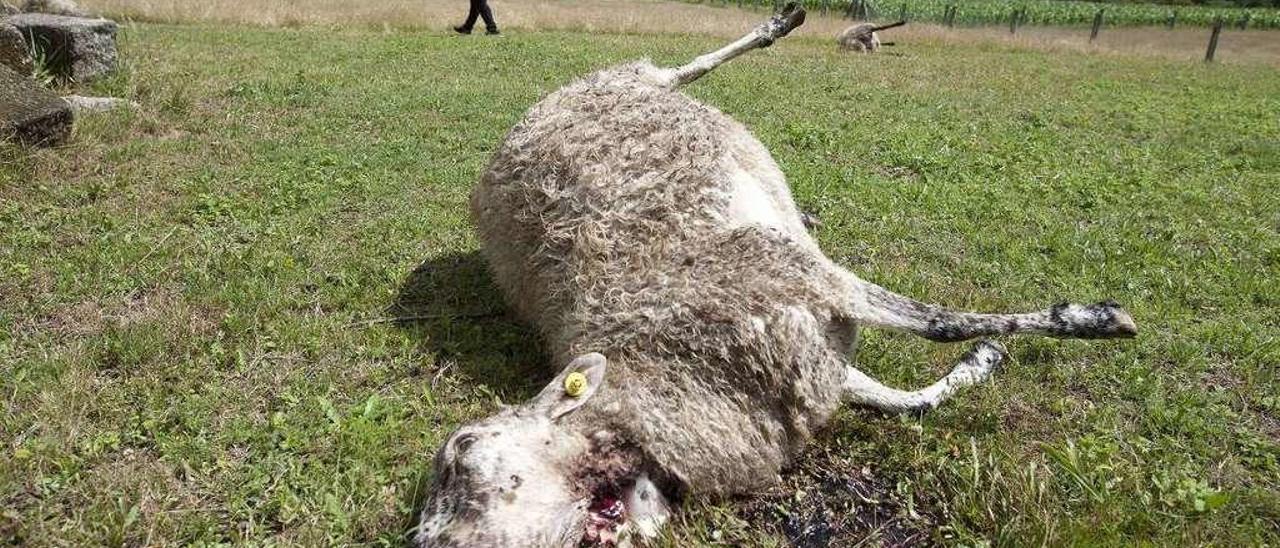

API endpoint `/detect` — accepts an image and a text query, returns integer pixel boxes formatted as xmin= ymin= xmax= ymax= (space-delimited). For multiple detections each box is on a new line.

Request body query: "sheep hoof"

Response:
xmin=1048 ymin=301 xmax=1139 ymax=339
xmin=763 ymin=2 xmax=806 ymax=44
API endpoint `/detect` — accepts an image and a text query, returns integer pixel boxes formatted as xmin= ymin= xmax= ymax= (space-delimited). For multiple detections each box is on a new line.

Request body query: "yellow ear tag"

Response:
xmin=564 ymin=372 xmax=588 ymax=398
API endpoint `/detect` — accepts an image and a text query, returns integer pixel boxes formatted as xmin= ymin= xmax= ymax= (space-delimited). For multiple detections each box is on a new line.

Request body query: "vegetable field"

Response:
xmin=689 ymin=0 xmax=1280 ymax=28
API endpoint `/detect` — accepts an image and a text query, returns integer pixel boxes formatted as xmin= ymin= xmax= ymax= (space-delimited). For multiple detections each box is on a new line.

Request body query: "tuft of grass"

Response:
xmin=1 ymin=20 xmax=1278 ymax=547
xmin=25 ymin=42 xmax=58 ymax=89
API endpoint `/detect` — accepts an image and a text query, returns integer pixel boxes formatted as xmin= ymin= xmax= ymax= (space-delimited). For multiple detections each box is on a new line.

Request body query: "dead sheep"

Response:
xmin=837 ymin=20 xmax=906 ymax=53
xmin=415 ymin=5 xmax=1136 ymax=546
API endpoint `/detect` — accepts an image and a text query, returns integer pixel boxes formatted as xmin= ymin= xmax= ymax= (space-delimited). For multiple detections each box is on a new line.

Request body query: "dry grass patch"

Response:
xmin=925 ymin=25 xmax=1280 ymax=67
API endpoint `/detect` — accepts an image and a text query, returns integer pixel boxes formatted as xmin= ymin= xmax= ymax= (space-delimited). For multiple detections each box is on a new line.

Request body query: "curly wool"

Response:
xmin=471 ymin=61 xmax=855 ymax=496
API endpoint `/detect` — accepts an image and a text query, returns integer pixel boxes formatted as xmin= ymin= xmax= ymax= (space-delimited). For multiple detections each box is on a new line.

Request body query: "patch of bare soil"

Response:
xmin=739 ymin=446 xmax=937 ymax=547
xmin=18 ymin=286 xmax=220 ymax=340
xmin=873 ymin=165 xmax=921 ymax=181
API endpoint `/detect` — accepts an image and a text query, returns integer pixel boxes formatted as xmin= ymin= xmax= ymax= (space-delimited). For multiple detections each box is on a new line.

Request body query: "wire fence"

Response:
xmin=679 ymin=0 xmax=1280 ymax=29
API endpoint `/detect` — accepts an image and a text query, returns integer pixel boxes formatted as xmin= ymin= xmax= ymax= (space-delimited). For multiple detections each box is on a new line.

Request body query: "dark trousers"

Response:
xmin=461 ymin=0 xmax=498 ymax=32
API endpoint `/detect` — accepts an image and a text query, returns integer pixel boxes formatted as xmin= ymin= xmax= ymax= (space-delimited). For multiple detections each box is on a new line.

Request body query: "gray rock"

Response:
xmin=63 ymin=94 xmax=136 ymax=113
xmin=0 ymin=23 xmax=32 ymax=74
xmin=21 ymin=0 xmax=87 ymax=17
xmin=0 ymin=64 xmax=73 ymax=146
xmin=6 ymin=13 xmax=116 ymax=82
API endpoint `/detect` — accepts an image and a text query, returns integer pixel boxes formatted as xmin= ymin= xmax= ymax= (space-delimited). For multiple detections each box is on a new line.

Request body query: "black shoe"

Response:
xmin=485 ymin=28 xmax=501 ymax=35
xmin=453 ymin=26 xmax=472 ymax=34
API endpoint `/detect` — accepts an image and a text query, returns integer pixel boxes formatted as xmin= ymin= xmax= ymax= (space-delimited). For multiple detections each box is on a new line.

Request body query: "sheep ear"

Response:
xmin=535 ymin=353 xmax=607 ymax=420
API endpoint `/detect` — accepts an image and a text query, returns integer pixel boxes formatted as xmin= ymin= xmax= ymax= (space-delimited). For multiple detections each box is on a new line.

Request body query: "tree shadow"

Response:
xmin=389 ymin=250 xmax=551 ymax=402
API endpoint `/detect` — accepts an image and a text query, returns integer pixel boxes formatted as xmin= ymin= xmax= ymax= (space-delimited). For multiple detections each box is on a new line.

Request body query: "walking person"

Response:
xmin=454 ymin=0 xmax=500 ymax=35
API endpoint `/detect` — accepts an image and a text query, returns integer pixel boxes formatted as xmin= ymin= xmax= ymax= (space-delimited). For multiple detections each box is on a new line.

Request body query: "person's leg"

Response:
xmin=477 ymin=0 xmax=499 ymax=33
xmin=455 ymin=0 xmax=481 ymax=33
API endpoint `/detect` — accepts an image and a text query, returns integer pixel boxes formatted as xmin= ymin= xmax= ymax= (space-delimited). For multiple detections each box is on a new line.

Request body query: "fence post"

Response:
xmin=1238 ymin=13 xmax=1250 ymax=30
xmin=1205 ymin=18 xmax=1222 ymax=62
xmin=847 ymin=0 xmax=857 ymax=19
xmin=1166 ymin=10 xmax=1176 ymax=29
xmin=899 ymin=2 xmax=907 ymax=21
xmin=944 ymin=5 xmax=956 ymax=27
xmin=1089 ymin=8 xmax=1104 ymax=42
xmin=1009 ymin=7 xmax=1018 ymax=33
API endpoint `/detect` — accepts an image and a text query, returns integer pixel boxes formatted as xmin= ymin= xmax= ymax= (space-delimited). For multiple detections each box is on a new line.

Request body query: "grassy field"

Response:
xmin=2 ymin=14 xmax=1279 ymax=548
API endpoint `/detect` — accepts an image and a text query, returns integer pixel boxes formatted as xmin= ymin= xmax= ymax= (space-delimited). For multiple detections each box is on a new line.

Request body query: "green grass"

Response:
xmin=2 ymin=22 xmax=1278 ymax=546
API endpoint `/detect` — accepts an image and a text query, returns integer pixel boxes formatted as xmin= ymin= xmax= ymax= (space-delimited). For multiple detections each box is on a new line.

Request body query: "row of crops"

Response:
xmin=684 ymin=0 xmax=1280 ymax=28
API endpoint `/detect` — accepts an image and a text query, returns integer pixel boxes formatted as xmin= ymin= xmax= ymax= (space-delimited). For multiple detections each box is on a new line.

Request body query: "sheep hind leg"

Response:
xmin=844 ymin=340 xmax=1005 ymax=415
xmin=668 ymin=2 xmax=806 ymax=87
xmin=846 ymin=277 xmax=1138 ymax=342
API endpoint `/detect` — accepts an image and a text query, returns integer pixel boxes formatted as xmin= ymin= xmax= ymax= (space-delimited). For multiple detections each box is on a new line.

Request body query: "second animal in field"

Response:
xmin=837 ymin=20 xmax=906 ymax=52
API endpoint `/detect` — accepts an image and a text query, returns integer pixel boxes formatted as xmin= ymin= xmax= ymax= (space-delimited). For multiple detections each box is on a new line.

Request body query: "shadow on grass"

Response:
xmin=390 ymin=250 xmax=551 ymax=400
xmin=390 ymin=250 xmax=552 ymax=541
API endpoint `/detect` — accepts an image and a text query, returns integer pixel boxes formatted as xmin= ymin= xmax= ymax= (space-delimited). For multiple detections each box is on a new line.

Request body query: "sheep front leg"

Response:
xmin=618 ymin=473 xmax=670 ymax=544
xmin=844 ymin=340 xmax=1005 ymax=414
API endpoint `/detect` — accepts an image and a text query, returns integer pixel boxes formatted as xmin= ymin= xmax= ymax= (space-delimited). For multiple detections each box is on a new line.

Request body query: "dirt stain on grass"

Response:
xmin=740 ymin=446 xmax=937 ymax=547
